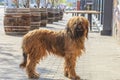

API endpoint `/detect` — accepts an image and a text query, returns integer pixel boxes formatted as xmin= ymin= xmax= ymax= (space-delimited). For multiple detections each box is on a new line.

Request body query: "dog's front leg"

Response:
xmin=64 ymin=54 xmax=80 ymax=80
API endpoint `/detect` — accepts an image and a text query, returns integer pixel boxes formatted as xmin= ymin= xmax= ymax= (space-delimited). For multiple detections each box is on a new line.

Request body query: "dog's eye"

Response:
xmin=74 ymin=22 xmax=77 ymax=25
xmin=79 ymin=22 xmax=82 ymax=25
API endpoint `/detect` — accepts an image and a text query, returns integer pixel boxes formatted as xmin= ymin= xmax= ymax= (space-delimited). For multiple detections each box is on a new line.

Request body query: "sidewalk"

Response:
xmin=0 ymin=11 xmax=120 ymax=80
xmin=82 ymin=33 xmax=120 ymax=80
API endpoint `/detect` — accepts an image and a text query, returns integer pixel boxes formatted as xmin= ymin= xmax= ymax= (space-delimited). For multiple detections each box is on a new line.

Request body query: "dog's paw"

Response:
xmin=64 ymin=72 xmax=69 ymax=77
xmin=19 ymin=63 xmax=26 ymax=69
xmin=28 ymin=72 xmax=40 ymax=79
xmin=69 ymin=75 xmax=81 ymax=80
xmin=74 ymin=75 xmax=81 ymax=80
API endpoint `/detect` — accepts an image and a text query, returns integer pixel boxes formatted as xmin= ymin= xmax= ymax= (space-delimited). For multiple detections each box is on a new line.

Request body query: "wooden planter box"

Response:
xmin=4 ymin=8 xmax=30 ymax=35
xmin=47 ymin=8 xmax=54 ymax=24
xmin=59 ymin=9 xmax=64 ymax=20
xmin=30 ymin=8 xmax=41 ymax=30
xmin=40 ymin=8 xmax=48 ymax=27
xmin=53 ymin=9 xmax=60 ymax=22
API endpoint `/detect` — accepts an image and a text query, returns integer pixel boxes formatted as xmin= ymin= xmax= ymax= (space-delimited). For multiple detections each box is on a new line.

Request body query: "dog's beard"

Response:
xmin=74 ymin=26 xmax=84 ymax=39
xmin=74 ymin=25 xmax=84 ymax=39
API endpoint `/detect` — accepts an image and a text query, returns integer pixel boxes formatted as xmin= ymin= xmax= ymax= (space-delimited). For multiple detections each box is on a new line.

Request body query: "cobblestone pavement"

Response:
xmin=0 ymin=8 xmax=120 ymax=80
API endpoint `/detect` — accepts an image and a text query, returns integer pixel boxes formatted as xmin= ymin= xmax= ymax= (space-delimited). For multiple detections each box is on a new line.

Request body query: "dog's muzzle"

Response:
xmin=74 ymin=26 xmax=84 ymax=39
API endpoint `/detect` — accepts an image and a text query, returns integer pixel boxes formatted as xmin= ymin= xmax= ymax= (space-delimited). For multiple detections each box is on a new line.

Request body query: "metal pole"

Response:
xmin=101 ymin=0 xmax=113 ymax=35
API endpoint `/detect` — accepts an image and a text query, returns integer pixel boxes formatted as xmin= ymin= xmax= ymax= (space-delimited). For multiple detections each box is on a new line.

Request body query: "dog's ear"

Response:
xmin=85 ymin=19 xmax=89 ymax=39
xmin=66 ymin=25 xmax=73 ymax=39
xmin=66 ymin=18 xmax=73 ymax=38
xmin=86 ymin=25 xmax=89 ymax=39
xmin=66 ymin=19 xmax=70 ymax=33
xmin=66 ymin=17 xmax=72 ymax=29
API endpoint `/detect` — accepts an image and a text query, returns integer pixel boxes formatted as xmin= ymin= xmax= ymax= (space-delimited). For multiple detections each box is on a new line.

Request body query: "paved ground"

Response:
xmin=0 ymin=8 xmax=120 ymax=80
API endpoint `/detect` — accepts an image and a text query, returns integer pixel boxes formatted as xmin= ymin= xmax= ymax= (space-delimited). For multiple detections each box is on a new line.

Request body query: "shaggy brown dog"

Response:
xmin=20 ymin=16 xmax=89 ymax=80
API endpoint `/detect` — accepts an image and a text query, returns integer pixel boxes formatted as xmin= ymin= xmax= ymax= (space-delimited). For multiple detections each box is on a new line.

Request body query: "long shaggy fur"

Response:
xmin=20 ymin=16 xmax=89 ymax=80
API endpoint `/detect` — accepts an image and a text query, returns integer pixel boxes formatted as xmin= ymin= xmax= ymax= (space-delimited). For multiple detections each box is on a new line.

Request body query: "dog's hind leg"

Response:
xmin=26 ymin=51 xmax=40 ymax=79
xmin=26 ymin=47 xmax=46 ymax=79
xmin=19 ymin=52 xmax=27 ymax=69
xmin=64 ymin=55 xmax=80 ymax=80
xmin=26 ymin=53 xmax=40 ymax=79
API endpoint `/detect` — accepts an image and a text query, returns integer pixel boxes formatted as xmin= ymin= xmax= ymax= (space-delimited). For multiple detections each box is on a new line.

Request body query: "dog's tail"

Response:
xmin=19 ymin=51 xmax=27 ymax=69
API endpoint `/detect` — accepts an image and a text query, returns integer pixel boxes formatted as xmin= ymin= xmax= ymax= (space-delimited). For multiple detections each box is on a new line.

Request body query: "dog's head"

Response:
xmin=66 ymin=16 xmax=89 ymax=39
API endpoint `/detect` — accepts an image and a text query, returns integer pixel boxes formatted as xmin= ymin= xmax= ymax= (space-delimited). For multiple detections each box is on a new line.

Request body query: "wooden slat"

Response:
xmin=65 ymin=10 xmax=100 ymax=14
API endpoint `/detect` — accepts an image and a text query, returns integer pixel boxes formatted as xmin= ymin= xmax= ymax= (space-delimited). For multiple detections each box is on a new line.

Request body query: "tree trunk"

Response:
xmin=36 ymin=0 xmax=40 ymax=8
